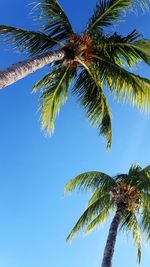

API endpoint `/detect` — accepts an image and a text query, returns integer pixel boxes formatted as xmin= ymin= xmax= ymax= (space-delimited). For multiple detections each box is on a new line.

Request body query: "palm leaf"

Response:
xmin=87 ymin=187 xmax=111 ymax=206
xmin=36 ymin=65 xmax=71 ymax=133
xmin=121 ymin=212 xmax=141 ymax=263
xmin=66 ymin=198 xmax=106 ymax=241
xmin=128 ymin=164 xmax=142 ymax=176
xmin=93 ymin=54 xmax=150 ymax=113
xmin=73 ymin=64 xmax=112 ymax=149
xmin=65 ymin=171 xmax=114 ymax=194
xmin=126 ymin=165 xmax=150 ymax=191
xmin=92 ymin=30 xmax=150 ymax=67
xmin=86 ymin=0 xmax=132 ymax=32
xmin=33 ymin=0 xmax=74 ymax=44
xmin=0 ymin=25 xmax=60 ymax=55
xmin=140 ymin=193 xmax=150 ymax=240
xmin=84 ymin=206 xmax=111 ymax=234
xmin=86 ymin=0 xmax=149 ymax=32
xmin=139 ymin=164 xmax=150 ymax=177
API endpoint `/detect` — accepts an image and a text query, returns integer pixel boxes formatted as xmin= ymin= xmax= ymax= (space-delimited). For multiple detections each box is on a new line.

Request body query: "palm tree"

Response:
xmin=0 ymin=0 xmax=150 ymax=148
xmin=65 ymin=164 xmax=150 ymax=267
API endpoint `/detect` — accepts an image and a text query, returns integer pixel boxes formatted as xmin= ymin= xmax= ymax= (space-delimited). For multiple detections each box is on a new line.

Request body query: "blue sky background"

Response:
xmin=0 ymin=1 xmax=150 ymax=267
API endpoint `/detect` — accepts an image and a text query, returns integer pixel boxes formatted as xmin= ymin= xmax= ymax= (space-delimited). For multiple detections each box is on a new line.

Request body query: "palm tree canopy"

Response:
xmin=0 ymin=0 xmax=150 ymax=149
xmin=65 ymin=164 xmax=150 ymax=263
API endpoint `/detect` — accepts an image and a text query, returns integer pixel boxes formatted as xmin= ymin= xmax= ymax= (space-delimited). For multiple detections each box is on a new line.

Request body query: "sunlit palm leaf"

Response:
xmin=84 ymin=206 xmax=111 ymax=234
xmin=37 ymin=65 xmax=71 ymax=133
xmin=65 ymin=171 xmax=114 ymax=193
xmin=87 ymin=187 xmax=111 ymax=206
xmin=93 ymin=55 xmax=150 ymax=113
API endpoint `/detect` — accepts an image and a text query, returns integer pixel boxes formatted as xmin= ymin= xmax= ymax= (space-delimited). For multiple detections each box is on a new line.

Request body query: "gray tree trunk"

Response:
xmin=101 ymin=208 xmax=122 ymax=267
xmin=0 ymin=49 xmax=65 ymax=89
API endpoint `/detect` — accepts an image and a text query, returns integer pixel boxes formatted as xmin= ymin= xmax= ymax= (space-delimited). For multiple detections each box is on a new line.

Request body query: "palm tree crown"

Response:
xmin=0 ymin=0 xmax=150 ymax=148
xmin=65 ymin=164 xmax=150 ymax=265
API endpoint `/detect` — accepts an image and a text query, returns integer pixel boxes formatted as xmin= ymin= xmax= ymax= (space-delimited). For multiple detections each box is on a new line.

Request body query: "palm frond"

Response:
xmin=93 ymin=55 xmax=150 ymax=113
xmin=86 ymin=0 xmax=150 ymax=32
xmin=139 ymin=164 xmax=150 ymax=177
xmin=66 ymin=198 xmax=104 ymax=241
xmin=86 ymin=0 xmax=132 ymax=32
xmin=36 ymin=65 xmax=71 ymax=133
xmin=92 ymin=30 xmax=150 ymax=67
xmin=126 ymin=165 xmax=150 ymax=191
xmin=128 ymin=164 xmax=142 ymax=176
xmin=141 ymin=194 xmax=150 ymax=240
xmin=33 ymin=0 xmax=74 ymax=45
xmin=73 ymin=64 xmax=112 ymax=149
xmin=84 ymin=206 xmax=111 ymax=234
xmin=87 ymin=187 xmax=112 ymax=206
xmin=0 ymin=25 xmax=59 ymax=55
xmin=65 ymin=171 xmax=114 ymax=194
xmin=120 ymin=212 xmax=141 ymax=263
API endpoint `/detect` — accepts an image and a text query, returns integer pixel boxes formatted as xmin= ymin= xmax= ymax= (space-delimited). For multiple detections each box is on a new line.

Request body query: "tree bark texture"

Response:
xmin=101 ymin=208 xmax=122 ymax=267
xmin=0 ymin=49 xmax=65 ymax=89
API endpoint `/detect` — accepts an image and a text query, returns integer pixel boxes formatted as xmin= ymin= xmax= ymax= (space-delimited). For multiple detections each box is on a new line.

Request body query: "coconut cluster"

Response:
xmin=63 ymin=34 xmax=93 ymax=69
xmin=110 ymin=183 xmax=140 ymax=212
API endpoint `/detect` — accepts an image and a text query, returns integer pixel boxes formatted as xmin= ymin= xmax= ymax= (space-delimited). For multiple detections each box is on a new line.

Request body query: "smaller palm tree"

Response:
xmin=65 ymin=164 xmax=150 ymax=267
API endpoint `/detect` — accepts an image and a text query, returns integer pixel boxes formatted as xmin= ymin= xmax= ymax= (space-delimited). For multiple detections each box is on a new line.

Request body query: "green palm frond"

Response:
xmin=86 ymin=0 xmax=149 ymax=33
xmin=120 ymin=212 xmax=141 ymax=263
xmin=64 ymin=171 xmax=114 ymax=194
xmin=36 ymin=65 xmax=72 ymax=133
xmin=125 ymin=165 xmax=150 ymax=191
xmin=33 ymin=0 xmax=74 ymax=45
xmin=139 ymin=164 xmax=150 ymax=177
xmin=128 ymin=164 xmax=142 ymax=176
xmin=84 ymin=206 xmax=111 ymax=234
xmin=86 ymin=0 xmax=132 ymax=33
xmin=141 ymin=210 xmax=150 ymax=240
xmin=67 ymin=198 xmax=105 ymax=241
xmin=0 ymin=25 xmax=60 ymax=55
xmin=92 ymin=30 xmax=150 ymax=67
xmin=93 ymin=55 xmax=150 ymax=113
xmin=87 ymin=187 xmax=112 ymax=206
xmin=72 ymin=63 xmax=112 ymax=149
xmin=140 ymin=193 xmax=150 ymax=239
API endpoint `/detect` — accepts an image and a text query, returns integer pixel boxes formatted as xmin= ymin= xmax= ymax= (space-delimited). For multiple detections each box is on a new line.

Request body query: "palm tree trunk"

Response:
xmin=101 ymin=207 xmax=122 ymax=267
xmin=0 ymin=49 xmax=65 ymax=89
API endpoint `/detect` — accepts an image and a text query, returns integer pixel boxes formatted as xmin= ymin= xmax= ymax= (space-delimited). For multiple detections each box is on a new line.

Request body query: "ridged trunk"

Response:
xmin=101 ymin=208 xmax=122 ymax=267
xmin=0 ymin=49 xmax=65 ymax=89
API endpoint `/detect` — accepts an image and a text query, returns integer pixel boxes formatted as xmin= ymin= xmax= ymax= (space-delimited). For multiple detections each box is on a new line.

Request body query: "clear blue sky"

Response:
xmin=0 ymin=1 xmax=150 ymax=267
